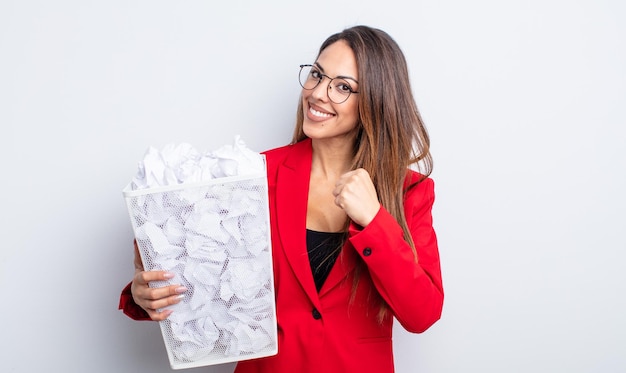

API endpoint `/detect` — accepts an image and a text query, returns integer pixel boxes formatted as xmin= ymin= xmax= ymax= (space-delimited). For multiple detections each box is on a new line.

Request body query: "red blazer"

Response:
xmin=120 ymin=138 xmax=444 ymax=373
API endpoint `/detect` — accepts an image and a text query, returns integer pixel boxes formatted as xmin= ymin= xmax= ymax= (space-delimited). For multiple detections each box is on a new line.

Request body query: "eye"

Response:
xmin=310 ymin=68 xmax=323 ymax=80
xmin=335 ymin=80 xmax=354 ymax=94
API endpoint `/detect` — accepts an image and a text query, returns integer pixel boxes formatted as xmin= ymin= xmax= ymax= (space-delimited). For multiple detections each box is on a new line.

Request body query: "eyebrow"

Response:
xmin=313 ymin=62 xmax=359 ymax=83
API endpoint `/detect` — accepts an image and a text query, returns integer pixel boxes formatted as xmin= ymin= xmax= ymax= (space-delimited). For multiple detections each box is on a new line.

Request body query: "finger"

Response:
xmin=133 ymin=271 xmax=187 ymax=298
xmin=334 ymin=195 xmax=342 ymax=209
xmin=139 ymin=283 xmax=188 ymax=301
xmin=132 ymin=282 xmax=186 ymax=318
xmin=335 ymin=169 xmax=354 ymax=187
xmin=141 ymin=291 xmax=186 ymax=312
xmin=148 ymin=308 xmax=173 ymax=322
xmin=332 ymin=183 xmax=342 ymax=198
xmin=135 ymin=270 xmax=175 ymax=284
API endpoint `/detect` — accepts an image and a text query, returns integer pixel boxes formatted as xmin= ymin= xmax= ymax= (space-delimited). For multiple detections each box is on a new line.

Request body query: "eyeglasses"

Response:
xmin=298 ymin=64 xmax=359 ymax=104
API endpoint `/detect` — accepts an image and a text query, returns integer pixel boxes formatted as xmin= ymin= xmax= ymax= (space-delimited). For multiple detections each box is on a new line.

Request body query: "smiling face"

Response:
xmin=301 ymin=40 xmax=360 ymax=144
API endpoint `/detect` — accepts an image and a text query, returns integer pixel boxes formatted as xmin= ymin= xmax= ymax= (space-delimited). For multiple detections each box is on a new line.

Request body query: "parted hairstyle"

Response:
xmin=292 ymin=25 xmax=433 ymax=321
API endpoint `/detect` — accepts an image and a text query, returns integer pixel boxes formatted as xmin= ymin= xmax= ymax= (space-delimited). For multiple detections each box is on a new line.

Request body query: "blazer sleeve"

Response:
xmin=118 ymin=282 xmax=151 ymax=321
xmin=348 ymin=177 xmax=443 ymax=333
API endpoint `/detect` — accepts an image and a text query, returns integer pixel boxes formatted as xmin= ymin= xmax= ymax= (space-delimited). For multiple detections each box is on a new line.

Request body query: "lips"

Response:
xmin=307 ymin=103 xmax=335 ymax=121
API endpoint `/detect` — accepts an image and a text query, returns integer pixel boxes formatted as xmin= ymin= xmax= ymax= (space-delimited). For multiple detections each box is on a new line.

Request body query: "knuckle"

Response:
xmin=150 ymin=312 xmax=164 ymax=321
xmin=147 ymin=299 xmax=160 ymax=310
xmin=138 ymin=271 xmax=149 ymax=282
xmin=167 ymin=296 xmax=179 ymax=306
xmin=143 ymin=288 xmax=154 ymax=300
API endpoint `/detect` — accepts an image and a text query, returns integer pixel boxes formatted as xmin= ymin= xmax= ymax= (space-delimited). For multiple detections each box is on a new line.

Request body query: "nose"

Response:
xmin=310 ymin=77 xmax=330 ymax=102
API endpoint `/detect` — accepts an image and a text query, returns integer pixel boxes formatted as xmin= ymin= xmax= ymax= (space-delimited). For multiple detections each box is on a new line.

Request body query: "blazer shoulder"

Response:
xmin=404 ymin=170 xmax=435 ymax=208
xmin=262 ymin=143 xmax=292 ymax=161
xmin=261 ymin=144 xmax=292 ymax=178
xmin=262 ymin=139 xmax=312 ymax=175
xmin=404 ymin=169 xmax=434 ymax=192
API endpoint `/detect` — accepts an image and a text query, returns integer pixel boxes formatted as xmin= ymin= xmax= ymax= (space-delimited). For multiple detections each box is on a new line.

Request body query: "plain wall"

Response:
xmin=1 ymin=1 xmax=625 ymax=372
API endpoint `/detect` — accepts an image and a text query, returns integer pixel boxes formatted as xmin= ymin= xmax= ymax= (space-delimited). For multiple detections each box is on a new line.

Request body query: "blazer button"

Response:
xmin=363 ymin=247 xmax=372 ymax=256
xmin=312 ymin=308 xmax=322 ymax=320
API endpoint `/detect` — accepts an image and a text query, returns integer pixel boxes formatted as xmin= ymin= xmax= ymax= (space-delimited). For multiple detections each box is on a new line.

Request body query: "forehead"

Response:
xmin=315 ymin=40 xmax=358 ymax=79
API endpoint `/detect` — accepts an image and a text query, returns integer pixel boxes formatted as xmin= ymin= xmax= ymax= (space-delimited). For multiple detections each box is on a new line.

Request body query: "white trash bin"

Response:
xmin=123 ymin=164 xmax=277 ymax=370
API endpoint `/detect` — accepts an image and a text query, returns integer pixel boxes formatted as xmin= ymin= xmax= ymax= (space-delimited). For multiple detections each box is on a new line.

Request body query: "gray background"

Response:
xmin=1 ymin=0 xmax=624 ymax=372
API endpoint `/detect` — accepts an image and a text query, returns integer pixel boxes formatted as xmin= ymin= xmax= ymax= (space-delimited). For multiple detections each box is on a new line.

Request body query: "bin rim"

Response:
xmin=123 ymin=170 xmax=267 ymax=197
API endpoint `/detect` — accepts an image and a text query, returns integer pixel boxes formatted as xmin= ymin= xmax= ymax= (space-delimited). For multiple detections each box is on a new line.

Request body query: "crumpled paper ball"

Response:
xmin=125 ymin=136 xmax=275 ymax=365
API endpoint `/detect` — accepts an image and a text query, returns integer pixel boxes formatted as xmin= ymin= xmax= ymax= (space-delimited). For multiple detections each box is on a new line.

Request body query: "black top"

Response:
xmin=306 ymin=229 xmax=345 ymax=292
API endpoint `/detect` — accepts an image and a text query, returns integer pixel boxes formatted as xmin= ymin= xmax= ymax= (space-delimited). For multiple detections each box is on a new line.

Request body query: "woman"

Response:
xmin=120 ymin=25 xmax=444 ymax=372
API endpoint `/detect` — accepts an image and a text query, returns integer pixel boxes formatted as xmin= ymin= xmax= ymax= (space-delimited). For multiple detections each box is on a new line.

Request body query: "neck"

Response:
xmin=310 ymin=138 xmax=354 ymax=179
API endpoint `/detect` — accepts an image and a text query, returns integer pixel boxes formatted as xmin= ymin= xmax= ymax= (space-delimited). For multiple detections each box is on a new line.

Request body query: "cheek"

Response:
xmin=301 ymin=88 xmax=314 ymax=101
xmin=301 ymin=92 xmax=310 ymax=111
xmin=344 ymin=102 xmax=359 ymax=122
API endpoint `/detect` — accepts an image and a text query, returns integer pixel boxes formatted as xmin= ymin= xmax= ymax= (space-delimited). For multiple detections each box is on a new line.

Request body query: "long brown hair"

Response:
xmin=292 ymin=26 xmax=432 ymax=321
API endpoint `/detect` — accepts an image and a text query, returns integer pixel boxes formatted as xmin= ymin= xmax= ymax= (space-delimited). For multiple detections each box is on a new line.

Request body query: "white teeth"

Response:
xmin=310 ymin=107 xmax=333 ymax=118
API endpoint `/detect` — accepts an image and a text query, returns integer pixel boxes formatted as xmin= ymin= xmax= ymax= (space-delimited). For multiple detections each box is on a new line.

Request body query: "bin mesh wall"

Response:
xmin=126 ymin=177 xmax=276 ymax=367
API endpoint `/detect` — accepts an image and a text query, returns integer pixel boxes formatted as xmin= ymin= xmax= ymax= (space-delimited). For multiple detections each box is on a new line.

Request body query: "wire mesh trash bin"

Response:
xmin=123 ymin=165 xmax=277 ymax=370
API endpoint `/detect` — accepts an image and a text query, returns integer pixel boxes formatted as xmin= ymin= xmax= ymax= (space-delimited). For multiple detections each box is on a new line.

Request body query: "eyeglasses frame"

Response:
xmin=298 ymin=64 xmax=359 ymax=104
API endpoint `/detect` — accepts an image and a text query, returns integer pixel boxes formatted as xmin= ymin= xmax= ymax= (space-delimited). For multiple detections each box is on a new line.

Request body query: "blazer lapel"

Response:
xmin=275 ymin=139 xmax=321 ymax=308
